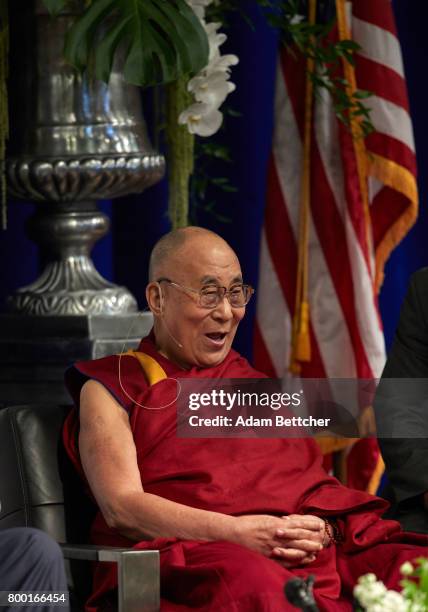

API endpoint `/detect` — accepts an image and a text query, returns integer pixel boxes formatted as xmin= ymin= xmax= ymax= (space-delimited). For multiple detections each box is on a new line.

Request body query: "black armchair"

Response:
xmin=0 ymin=404 xmax=160 ymax=611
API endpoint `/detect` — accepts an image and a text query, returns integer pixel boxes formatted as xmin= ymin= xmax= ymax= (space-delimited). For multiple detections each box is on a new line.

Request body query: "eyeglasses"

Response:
xmin=157 ymin=278 xmax=254 ymax=309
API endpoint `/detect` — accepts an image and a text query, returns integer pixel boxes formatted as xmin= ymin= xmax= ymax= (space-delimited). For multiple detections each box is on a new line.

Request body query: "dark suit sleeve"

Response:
xmin=376 ymin=268 xmax=428 ymax=505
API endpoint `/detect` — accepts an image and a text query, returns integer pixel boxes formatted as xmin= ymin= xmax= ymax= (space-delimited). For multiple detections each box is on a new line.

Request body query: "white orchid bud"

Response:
xmin=400 ymin=561 xmax=414 ymax=576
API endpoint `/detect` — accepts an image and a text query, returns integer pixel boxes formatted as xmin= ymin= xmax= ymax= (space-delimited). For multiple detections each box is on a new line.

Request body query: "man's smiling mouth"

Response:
xmin=205 ymin=332 xmax=228 ymax=344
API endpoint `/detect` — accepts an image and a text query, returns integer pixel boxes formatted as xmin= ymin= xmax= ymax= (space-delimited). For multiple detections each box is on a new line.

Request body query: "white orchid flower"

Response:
xmin=186 ymin=0 xmax=212 ymax=20
xmin=380 ymin=591 xmax=409 ymax=612
xmin=179 ymin=3 xmax=238 ymax=137
xmin=190 ymin=6 xmax=205 ymax=19
xmin=354 ymin=575 xmax=387 ymax=608
xmin=187 ymin=0 xmax=213 ymax=6
xmin=178 ymin=103 xmax=223 ymax=137
xmin=206 ymin=53 xmax=239 ymax=75
xmin=188 ymin=72 xmax=236 ymax=108
xmin=204 ymin=22 xmax=227 ymax=61
xmin=365 ymin=590 xmax=409 ymax=612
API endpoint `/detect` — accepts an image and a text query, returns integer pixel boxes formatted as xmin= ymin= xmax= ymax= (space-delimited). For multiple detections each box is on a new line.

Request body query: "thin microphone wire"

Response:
xmin=118 ymin=309 xmax=181 ymax=410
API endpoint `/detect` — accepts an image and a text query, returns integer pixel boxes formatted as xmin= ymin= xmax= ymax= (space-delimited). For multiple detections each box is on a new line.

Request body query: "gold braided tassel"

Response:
xmin=295 ymin=300 xmax=311 ymax=361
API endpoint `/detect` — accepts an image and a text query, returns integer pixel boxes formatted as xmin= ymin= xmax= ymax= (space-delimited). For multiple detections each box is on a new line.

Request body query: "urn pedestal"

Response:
xmin=0 ymin=314 xmax=153 ymax=405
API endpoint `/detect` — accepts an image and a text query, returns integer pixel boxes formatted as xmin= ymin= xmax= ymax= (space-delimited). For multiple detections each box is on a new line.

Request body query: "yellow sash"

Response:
xmin=120 ymin=350 xmax=168 ymax=386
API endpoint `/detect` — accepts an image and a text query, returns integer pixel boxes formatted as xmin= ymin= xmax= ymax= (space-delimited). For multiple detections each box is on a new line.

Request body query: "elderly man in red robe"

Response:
xmin=63 ymin=227 xmax=427 ymax=611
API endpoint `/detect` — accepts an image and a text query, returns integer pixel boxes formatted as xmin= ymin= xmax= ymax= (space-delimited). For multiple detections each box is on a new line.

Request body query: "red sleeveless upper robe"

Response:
xmin=63 ymin=333 xmax=428 ymax=611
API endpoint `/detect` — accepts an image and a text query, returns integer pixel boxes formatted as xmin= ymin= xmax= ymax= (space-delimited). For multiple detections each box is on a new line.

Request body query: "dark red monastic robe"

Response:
xmin=63 ymin=333 xmax=428 ymax=611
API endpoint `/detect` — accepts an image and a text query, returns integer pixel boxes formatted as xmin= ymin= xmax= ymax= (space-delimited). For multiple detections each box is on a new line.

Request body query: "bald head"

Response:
xmin=149 ymin=227 xmax=236 ymax=281
xmin=146 ymin=227 xmax=246 ymax=369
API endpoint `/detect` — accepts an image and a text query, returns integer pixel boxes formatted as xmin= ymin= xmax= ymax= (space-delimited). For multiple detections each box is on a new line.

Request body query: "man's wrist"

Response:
xmin=207 ymin=512 xmax=237 ymax=542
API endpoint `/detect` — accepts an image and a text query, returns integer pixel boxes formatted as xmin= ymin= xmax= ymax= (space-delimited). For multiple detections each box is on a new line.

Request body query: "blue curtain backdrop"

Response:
xmin=1 ymin=1 xmax=427 ymax=363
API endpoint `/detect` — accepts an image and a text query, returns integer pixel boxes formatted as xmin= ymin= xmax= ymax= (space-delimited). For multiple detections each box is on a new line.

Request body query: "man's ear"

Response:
xmin=146 ymin=282 xmax=163 ymax=316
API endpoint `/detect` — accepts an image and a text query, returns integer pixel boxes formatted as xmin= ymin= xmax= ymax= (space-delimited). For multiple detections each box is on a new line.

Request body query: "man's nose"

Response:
xmin=212 ymin=296 xmax=234 ymax=320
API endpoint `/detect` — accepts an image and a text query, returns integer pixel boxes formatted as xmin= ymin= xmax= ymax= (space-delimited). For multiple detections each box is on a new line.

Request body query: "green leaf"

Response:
xmin=64 ymin=0 xmax=115 ymax=72
xmin=211 ymin=177 xmax=230 ymax=185
xmin=338 ymin=39 xmax=361 ymax=51
xmin=94 ymin=17 xmax=130 ymax=82
xmin=351 ymin=107 xmax=369 ymax=117
xmin=219 ymin=184 xmax=238 ymax=192
xmin=343 ymin=53 xmax=356 ymax=66
xmin=353 ymin=89 xmax=372 ymax=99
xmin=224 ymin=108 xmax=241 ymax=118
xmin=124 ymin=15 xmax=176 ymax=85
xmin=64 ymin=0 xmax=209 ymax=87
xmin=200 ymin=143 xmax=232 ymax=161
xmin=361 ymin=121 xmax=374 ymax=136
xmin=144 ymin=1 xmax=202 ymax=75
xmin=41 ymin=0 xmax=68 ymax=16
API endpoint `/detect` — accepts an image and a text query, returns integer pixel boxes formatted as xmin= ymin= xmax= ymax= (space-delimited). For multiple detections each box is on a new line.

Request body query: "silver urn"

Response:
xmin=6 ymin=1 xmax=165 ymax=316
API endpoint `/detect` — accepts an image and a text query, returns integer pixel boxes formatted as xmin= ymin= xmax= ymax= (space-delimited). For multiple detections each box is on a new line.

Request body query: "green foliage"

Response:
xmin=206 ymin=0 xmax=374 ymax=138
xmin=189 ymin=135 xmax=237 ymax=226
xmin=41 ymin=0 xmax=372 ymax=134
xmin=39 ymin=0 xmax=375 ymax=231
xmin=42 ymin=0 xmax=69 ymax=16
xmin=254 ymin=0 xmax=375 ymax=137
xmin=400 ymin=558 xmax=428 ymax=610
xmin=42 ymin=0 xmax=209 ymax=87
xmin=205 ymin=1 xmax=254 ymax=28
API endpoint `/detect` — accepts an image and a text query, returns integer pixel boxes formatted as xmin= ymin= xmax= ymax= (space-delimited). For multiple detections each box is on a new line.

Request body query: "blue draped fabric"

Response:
xmin=378 ymin=1 xmax=428 ymax=349
xmin=1 ymin=1 xmax=427 ymax=362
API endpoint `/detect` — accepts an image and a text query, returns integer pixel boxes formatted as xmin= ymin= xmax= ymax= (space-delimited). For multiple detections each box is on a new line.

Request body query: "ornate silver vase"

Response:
xmin=6 ymin=0 xmax=165 ymax=316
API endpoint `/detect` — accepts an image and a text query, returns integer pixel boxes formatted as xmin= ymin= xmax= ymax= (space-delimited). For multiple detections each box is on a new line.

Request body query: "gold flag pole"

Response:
xmin=335 ymin=0 xmax=372 ymax=270
xmin=289 ymin=0 xmax=316 ymax=373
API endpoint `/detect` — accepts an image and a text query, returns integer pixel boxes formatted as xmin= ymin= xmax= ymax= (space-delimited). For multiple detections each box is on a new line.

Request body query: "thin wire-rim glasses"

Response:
xmin=157 ymin=278 xmax=254 ymax=309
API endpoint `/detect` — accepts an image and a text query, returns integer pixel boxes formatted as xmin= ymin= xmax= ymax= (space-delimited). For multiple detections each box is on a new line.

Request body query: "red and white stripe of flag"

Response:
xmin=254 ymin=0 xmax=417 ymax=489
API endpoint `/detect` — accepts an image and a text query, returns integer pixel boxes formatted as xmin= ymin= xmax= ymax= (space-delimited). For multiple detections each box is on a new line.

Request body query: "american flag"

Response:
xmin=254 ymin=0 xmax=418 ymax=491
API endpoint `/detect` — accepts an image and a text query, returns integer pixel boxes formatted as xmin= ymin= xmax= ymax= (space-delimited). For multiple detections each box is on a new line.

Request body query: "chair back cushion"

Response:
xmin=0 ymin=404 xmax=70 ymax=541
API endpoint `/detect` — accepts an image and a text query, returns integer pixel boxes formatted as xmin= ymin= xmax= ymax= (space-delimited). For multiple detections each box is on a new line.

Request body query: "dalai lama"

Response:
xmin=63 ymin=227 xmax=428 ymax=611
